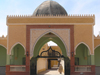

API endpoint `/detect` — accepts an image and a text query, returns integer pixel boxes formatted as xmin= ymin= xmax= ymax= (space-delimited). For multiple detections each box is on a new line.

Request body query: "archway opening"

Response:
xmin=0 ymin=45 xmax=7 ymax=75
xmin=10 ymin=44 xmax=26 ymax=65
xmin=0 ymin=45 xmax=6 ymax=66
xmin=37 ymin=42 xmax=64 ymax=74
xmin=33 ymin=32 xmax=67 ymax=57
xmin=95 ymin=46 xmax=100 ymax=66
xmin=94 ymin=46 xmax=100 ymax=74
xmin=30 ymin=32 xmax=70 ymax=75
xmin=75 ymin=43 xmax=91 ymax=65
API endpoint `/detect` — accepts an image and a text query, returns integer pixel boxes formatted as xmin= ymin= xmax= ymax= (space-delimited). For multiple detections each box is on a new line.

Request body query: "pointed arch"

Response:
xmin=9 ymin=42 xmax=26 ymax=55
xmin=31 ymin=30 xmax=68 ymax=57
xmin=0 ymin=44 xmax=7 ymax=66
xmin=74 ymin=42 xmax=91 ymax=55
xmin=94 ymin=44 xmax=100 ymax=66
xmin=0 ymin=44 xmax=7 ymax=49
xmin=94 ymin=44 xmax=100 ymax=50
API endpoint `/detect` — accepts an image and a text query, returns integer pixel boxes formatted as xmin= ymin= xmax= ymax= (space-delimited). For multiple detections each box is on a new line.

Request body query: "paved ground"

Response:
xmin=0 ymin=67 xmax=6 ymax=75
xmin=38 ymin=68 xmax=64 ymax=75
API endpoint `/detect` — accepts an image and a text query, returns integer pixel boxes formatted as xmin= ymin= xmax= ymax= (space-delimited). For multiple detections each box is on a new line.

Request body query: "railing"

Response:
xmin=10 ymin=65 xmax=26 ymax=72
xmin=75 ymin=65 xmax=91 ymax=72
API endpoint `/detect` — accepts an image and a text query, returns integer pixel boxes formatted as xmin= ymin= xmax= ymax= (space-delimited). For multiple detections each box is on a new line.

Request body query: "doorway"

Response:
xmin=30 ymin=46 xmax=70 ymax=75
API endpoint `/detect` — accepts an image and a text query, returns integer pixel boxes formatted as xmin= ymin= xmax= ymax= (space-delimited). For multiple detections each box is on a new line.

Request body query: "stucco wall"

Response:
xmin=39 ymin=44 xmax=48 ymax=55
xmin=7 ymin=17 xmax=94 ymax=24
xmin=74 ymin=25 xmax=93 ymax=54
xmin=49 ymin=46 xmax=62 ymax=55
xmin=0 ymin=37 xmax=7 ymax=48
xmin=94 ymin=39 xmax=100 ymax=49
xmin=37 ymin=58 xmax=48 ymax=74
xmin=8 ymin=25 xmax=26 ymax=54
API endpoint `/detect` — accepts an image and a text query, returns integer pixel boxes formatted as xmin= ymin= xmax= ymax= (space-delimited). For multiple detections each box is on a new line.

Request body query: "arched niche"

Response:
xmin=10 ymin=44 xmax=26 ymax=65
xmin=9 ymin=42 xmax=26 ymax=55
xmin=75 ymin=43 xmax=91 ymax=65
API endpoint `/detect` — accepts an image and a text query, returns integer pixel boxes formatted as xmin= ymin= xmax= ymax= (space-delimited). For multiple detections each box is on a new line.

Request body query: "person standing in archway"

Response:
xmin=58 ymin=64 xmax=63 ymax=74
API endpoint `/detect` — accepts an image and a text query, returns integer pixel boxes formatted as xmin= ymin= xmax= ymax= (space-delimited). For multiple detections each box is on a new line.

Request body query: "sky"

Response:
xmin=0 ymin=0 xmax=100 ymax=37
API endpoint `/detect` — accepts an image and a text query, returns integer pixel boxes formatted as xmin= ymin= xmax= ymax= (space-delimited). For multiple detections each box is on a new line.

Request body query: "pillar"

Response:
xmin=91 ymin=55 xmax=95 ymax=65
xmin=6 ymin=55 xmax=10 ymax=65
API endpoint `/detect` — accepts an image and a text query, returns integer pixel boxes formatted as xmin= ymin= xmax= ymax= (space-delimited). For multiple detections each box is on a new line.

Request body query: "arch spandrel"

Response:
xmin=30 ymin=29 xmax=70 ymax=57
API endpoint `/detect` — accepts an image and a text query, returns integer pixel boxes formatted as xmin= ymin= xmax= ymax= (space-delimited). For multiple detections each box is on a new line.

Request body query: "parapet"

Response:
xmin=0 ymin=35 xmax=7 ymax=40
xmin=94 ymin=35 xmax=100 ymax=39
xmin=7 ymin=14 xmax=95 ymax=18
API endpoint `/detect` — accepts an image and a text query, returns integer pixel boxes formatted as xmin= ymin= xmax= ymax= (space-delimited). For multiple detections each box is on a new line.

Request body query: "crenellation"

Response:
xmin=0 ymin=35 xmax=7 ymax=39
xmin=94 ymin=34 xmax=100 ymax=39
xmin=7 ymin=14 xmax=95 ymax=18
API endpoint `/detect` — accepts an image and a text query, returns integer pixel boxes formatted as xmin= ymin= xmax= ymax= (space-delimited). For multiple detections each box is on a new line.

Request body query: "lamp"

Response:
xmin=26 ymin=51 xmax=29 ymax=57
xmin=71 ymin=52 xmax=74 ymax=57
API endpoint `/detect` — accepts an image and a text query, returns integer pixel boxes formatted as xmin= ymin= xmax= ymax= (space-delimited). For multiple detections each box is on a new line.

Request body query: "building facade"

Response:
xmin=0 ymin=0 xmax=100 ymax=75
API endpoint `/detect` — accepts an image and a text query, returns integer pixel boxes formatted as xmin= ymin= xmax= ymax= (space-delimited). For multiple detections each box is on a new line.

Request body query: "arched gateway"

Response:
xmin=30 ymin=31 xmax=70 ymax=75
xmin=6 ymin=0 xmax=95 ymax=75
xmin=27 ymin=25 xmax=74 ymax=75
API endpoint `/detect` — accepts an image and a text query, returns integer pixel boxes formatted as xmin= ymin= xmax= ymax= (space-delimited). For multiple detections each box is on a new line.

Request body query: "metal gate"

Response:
xmin=30 ymin=46 xmax=70 ymax=75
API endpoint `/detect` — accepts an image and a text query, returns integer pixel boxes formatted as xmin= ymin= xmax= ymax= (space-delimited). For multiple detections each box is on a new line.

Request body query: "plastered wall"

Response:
xmin=8 ymin=25 xmax=26 ymax=54
xmin=74 ymin=25 xmax=93 ymax=54
xmin=0 ymin=37 xmax=7 ymax=48
xmin=94 ymin=39 xmax=100 ymax=49
xmin=37 ymin=58 xmax=48 ymax=74
xmin=7 ymin=17 xmax=94 ymax=24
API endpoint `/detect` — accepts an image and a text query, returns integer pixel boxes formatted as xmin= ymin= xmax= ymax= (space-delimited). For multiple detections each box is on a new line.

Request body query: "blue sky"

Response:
xmin=0 ymin=0 xmax=100 ymax=37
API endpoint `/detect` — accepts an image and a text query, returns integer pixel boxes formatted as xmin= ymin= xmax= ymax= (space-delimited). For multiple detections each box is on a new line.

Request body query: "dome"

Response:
xmin=33 ymin=0 xmax=68 ymax=16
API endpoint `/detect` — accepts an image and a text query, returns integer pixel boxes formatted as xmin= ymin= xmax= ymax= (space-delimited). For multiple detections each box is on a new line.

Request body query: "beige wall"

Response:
xmin=39 ymin=44 xmax=48 ymax=55
xmin=74 ymin=25 xmax=93 ymax=54
xmin=39 ymin=44 xmax=62 ymax=56
xmin=8 ymin=25 xmax=26 ymax=54
xmin=0 ymin=37 xmax=7 ymax=48
xmin=48 ymin=46 xmax=62 ymax=55
xmin=37 ymin=58 xmax=48 ymax=74
xmin=94 ymin=39 xmax=100 ymax=49
xmin=51 ymin=60 xmax=58 ymax=67
xmin=6 ymin=16 xmax=95 ymax=55
xmin=7 ymin=17 xmax=94 ymax=24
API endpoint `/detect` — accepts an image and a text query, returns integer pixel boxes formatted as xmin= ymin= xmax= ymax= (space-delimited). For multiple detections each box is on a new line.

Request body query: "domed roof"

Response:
xmin=33 ymin=0 xmax=68 ymax=16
